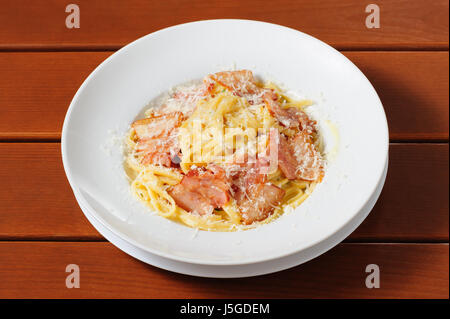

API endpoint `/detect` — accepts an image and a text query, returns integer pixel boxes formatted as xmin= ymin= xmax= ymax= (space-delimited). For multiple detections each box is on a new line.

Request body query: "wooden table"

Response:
xmin=0 ymin=0 xmax=448 ymax=299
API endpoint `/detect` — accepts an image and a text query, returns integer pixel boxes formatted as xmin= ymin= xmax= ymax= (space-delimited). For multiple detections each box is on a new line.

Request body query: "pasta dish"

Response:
xmin=125 ymin=70 xmax=325 ymax=231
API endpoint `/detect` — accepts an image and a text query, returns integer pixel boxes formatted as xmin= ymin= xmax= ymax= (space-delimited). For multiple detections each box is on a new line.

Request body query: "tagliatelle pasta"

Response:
xmin=124 ymin=70 xmax=325 ymax=231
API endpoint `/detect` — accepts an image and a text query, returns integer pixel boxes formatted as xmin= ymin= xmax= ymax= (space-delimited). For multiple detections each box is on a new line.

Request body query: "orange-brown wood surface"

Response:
xmin=0 ymin=0 xmax=448 ymax=299
xmin=0 ymin=143 xmax=447 ymax=241
xmin=0 ymin=0 xmax=448 ymax=50
xmin=0 ymin=242 xmax=448 ymax=298
xmin=0 ymin=51 xmax=448 ymax=140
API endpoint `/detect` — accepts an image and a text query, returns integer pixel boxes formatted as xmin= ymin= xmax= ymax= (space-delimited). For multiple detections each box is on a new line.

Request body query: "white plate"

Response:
xmin=73 ymin=158 xmax=387 ymax=278
xmin=62 ymin=19 xmax=389 ymax=266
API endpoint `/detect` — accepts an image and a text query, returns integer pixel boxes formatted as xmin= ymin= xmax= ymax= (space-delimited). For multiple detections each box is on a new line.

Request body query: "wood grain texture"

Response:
xmin=352 ymin=143 xmax=449 ymax=241
xmin=0 ymin=143 xmax=448 ymax=241
xmin=0 ymin=143 xmax=99 ymax=240
xmin=0 ymin=0 xmax=448 ymax=50
xmin=344 ymin=52 xmax=449 ymax=141
xmin=0 ymin=242 xmax=447 ymax=298
xmin=0 ymin=51 xmax=448 ymax=140
xmin=0 ymin=52 xmax=112 ymax=139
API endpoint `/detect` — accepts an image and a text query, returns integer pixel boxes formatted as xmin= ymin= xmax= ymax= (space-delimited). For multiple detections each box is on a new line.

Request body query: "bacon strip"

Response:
xmin=263 ymin=91 xmax=316 ymax=133
xmin=277 ymin=133 xmax=299 ymax=180
xmin=226 ymin=152 xmax=285 ymax=225
xmin=132 ymin=112 xmax=183 ymax=140
xmin=169 ymin=184 xmax=214 ymax=216
xmin=229 ymin=160 xmax=267 ymax=195
xmin=137 ymin=136 xmax=180 ymax=167
xmin=277 ymin=131 xmax=323 ymax=181
xmin=207 ymin=70 xmax=260 ymax=97
xmin=290 ymin=131 xmax=324 ymax=181
xmin=237 ymin=183 xmax=285 ymax=225
xmin=132 ymin=112 xmax=183 ymax=167
xmin=182 ymin=167 xmax=230 ymax=207
xmin=168 ymin=167 xmax=230 ymax=215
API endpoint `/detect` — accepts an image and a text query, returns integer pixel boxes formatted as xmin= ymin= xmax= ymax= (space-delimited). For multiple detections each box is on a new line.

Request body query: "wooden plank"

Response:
xmin=0 ymin=52 xmax=448 ymax=140
xmin=0 ymin=0 xmax=448 ymax=50
xmin=352 ymin=143 xmax=449 ymax=241
xmin=0 ymin=52 xmax=112 ymax=139
xmin=0 ymin=242 xmax=447 ymax=298
xmin=0 ymin=143 xmax=448 ymax=241
xmin=0 ymin=143 xmax=99 ymax=240
xmin=344 ymin=52 xmax=449 ymax=141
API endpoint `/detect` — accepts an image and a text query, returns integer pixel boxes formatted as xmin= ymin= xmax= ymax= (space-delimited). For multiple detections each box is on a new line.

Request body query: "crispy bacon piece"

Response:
xmin=277 ymin=131 xmax=323 ymax=182
xmin=207 ymin=70 xmax=260 ymax=97
xmin=132 ymin=112 xmax=183 ymax=167
xmin=229 ymin=159 xmax=267 ymax=198
xmin=227 ymin=128 xmax=281 ymax=187
xmin=172 ymin=84 xmax=208 ymax=101
xmin=182 ymin=167 xmax=230 ymax=207
xmin=226 ymin=150 xmax=285 ymax=225
xmin=277 ymin=133 xmax=299 ymax=180
xmin=137 ymin=135 xmax=180 ymax=167
xmin=237 ymin=183 xmax=285 ymax=225
xmin=155 ymin=85 xmax=208 ymax=117
xmin=168 ymin=166 xmax=230 ymax=215
xmin=263 ymin=91 xmax=316 ymax=133
xmin=132 ymin=112 xmax=183 ymax=140
xmin=290 ymin=131 xmax=324 ymax=181
xmin=169 ymin=184 xmax=214 ymax=216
